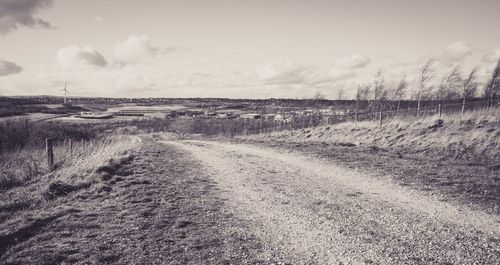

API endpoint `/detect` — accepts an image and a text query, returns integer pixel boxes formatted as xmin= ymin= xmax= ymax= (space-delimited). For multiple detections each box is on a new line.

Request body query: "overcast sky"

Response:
xmin=0 ymin=0 xmax=499 ymax=99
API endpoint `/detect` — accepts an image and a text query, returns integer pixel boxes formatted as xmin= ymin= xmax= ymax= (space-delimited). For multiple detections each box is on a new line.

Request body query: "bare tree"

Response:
xmin=417 ymin=59 xmax=435 ymax=117
xmin=393 ymin=73 xmax=407 ymax=116
xmin=461 ymin=68 xmax=479 ymax=113
xmin=313 ymin=91 xmax=326 ymax=100
xmin=355 ymin=84 xmax=370 ymax=101
xmin=372 ymin=70 xmax=388 ymax=117
xmin=337 ymin=88 xmax=344 ymax=100
xmin=169 ymin=118 xmax=195 ymax=140
xmin=436 ymin=65 xmax=462 ymax=102
xmin=354 ymin=84 xmax=370 ymax=122
xmin=483 ymin=59 xmax=500 ymax=106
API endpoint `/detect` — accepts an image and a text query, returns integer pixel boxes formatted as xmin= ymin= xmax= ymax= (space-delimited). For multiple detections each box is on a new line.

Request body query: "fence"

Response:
xmin=34 ymin=137 xmax=110 ymax=172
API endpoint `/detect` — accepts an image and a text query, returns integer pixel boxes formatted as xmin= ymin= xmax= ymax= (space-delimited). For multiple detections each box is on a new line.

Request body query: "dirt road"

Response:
xmin=2 ymin=138 xmax=498 ymax=264
xmin=167 ymin=140 xmax=500 ymax=264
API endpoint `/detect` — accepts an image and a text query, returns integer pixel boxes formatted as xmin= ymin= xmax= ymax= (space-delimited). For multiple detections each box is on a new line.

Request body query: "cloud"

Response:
xmin=329 ymin=68 xmax=355 ymax=80
xmin=482 ymin=47 xmax=500 ymax=63
xmin=57 ymin=46 xmax=108 ymax=68
xmin=255 ymin=61 xmax=305 ymax=84
xmin=93 ymin=16 xmax=102 ymax=22
xmin=0 ymin=0 xmax=53 ymax=35
xmin=335 ymin=54 xmax=370 ymax=69
xmin=256 ymin=61 xmax=357 ymax=88
xmin=441 ymin=41 xmax=473 ymax=63
xmin=114 ymin=35 xmax=163 ymax=64
xmin=0 ymin=59 xmax=23 ymax=76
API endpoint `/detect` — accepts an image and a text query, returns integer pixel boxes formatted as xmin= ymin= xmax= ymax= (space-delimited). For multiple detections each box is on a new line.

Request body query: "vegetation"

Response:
xmin=251 ymin=106 xmax=500 ymax=163
xmin=0 ymin=120 xmax=98 ymax=153
xmin=0 ymin=119 xmax=138 ymax=191
xmin=0 ymin=135 xmax=139 ymax=190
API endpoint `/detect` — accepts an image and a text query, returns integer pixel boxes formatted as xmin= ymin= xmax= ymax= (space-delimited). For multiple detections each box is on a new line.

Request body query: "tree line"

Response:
xmin=352 ymin=59 xmax=500 ymax=117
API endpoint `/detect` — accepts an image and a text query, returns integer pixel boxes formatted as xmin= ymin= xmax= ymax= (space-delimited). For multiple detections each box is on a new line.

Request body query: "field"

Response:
xmin=0 ymin=101 xmax=499 ymax=264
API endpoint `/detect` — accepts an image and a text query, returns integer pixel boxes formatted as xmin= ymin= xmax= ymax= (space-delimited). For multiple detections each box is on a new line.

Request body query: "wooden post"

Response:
xmin=438 ymin=103 xmax=442 ymax=118
xmin=46 ymin=138 xmax=54 ymax=171
xmin=417 ymin=92 xmax=422 ymax=118
xmin=259 ymin=117 xmax=262 ymax=134
xmin=69 ymin=139 xmax=73 ymax=155
xmin=379 ymin=110 xmax=383 ymax=126
xmin=355 ymin=100 xmax=359 ymax=123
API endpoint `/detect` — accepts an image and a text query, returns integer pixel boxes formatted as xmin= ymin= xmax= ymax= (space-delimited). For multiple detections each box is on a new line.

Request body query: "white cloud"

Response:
xmin=93 ymin=16 xmax=102 ymax=22
xmin=441 ymin=41 xmax=473 ymax=63
xmin=255 ymin=61 xmax=304 ymax=84
xmin=0 ymin=59 xmax=23 ymax=76
xmin=335 ymin=54 xmax=370 ymax=69
xmin=482 ymin=47 xmax=500 ymax=63
xmin=329 ymin=68 xmax=355 ymax=80
xmin=113 ymin=35 xmax=161 ymax=64
xmin=57 ymin=46 xmax=108 ymax=68
xmin=0 ymin=0 xmax=53 ymax=35
xmin=255 ymin=60 xmax=358 ymax=92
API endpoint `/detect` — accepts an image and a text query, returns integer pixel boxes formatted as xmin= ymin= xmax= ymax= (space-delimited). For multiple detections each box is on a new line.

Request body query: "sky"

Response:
xmin=0 ymin=0 xmax=499 ymax=99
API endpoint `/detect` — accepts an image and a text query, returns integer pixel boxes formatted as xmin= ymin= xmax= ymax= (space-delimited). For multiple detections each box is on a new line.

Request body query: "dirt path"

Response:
xmin=167 ymin=140 xmax=500 ymax=264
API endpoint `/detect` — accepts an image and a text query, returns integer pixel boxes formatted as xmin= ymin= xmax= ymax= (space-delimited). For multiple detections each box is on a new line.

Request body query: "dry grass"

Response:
xmin=254 ymin=107 xmax=500 ymax=163
xmin=0 ymin=135 xmax=141 ymax=191
xmin=0 ymin=134 xmax=142 ymax=260
xmin=0 ymin=135 xmax=142 ymax=225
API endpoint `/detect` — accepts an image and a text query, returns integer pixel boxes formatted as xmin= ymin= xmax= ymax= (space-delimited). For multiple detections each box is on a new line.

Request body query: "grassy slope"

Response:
xmin=256 ymin=107 xmax=499 ymax=164
xmin=0 ymin=135 xmax=141 ymax=224
xmin=239 ymin=107 xmax=500 ymax=213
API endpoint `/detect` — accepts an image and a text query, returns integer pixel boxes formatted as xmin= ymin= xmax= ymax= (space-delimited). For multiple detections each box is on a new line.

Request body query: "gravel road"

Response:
xmin=166 ymin=140 xmax=500 ymax=265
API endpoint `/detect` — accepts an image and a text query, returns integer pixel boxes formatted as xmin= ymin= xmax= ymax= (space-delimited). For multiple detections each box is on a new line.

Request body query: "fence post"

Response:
xmin=438 ymin=103 xmax=442 ymax=118
xmin=46 ymin=138 xmax=54 ymax=171
xmin=378 ymin=110 xmax=383 ymax=126
xmin=69 ymin=139 xmax=73 ymax=155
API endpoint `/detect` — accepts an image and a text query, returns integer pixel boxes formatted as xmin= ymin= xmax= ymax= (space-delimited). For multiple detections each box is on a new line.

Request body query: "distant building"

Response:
xmin=274 ymin=114 xmax=284 ymax=121
xmin=240 ymin=113 xmax=261 ymax=119
xmin=78 ymin=112 xmax=114 ymax=119
xmin=217 ymin=113 xmax=228 ymax=119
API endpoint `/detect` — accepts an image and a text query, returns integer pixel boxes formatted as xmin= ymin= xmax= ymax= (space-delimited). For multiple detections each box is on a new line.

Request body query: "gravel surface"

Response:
xmin=167 ymin=140 xmax=500 ymax=265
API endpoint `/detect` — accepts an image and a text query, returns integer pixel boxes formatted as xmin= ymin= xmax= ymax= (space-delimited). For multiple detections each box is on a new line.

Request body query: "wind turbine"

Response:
xmin=61 ymin=82 xmax=70 ymax=104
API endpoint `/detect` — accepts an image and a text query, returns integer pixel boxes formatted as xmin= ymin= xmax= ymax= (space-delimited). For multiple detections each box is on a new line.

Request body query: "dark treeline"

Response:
xmin=0 ymin=97 xmax=87 ymax=118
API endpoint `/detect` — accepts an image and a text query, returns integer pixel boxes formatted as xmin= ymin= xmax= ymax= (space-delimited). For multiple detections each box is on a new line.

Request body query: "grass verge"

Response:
xmin=0 ymin=135 xmax=141 ymax=223
xmin=249 ymin=107 xmax=499 ymax=164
